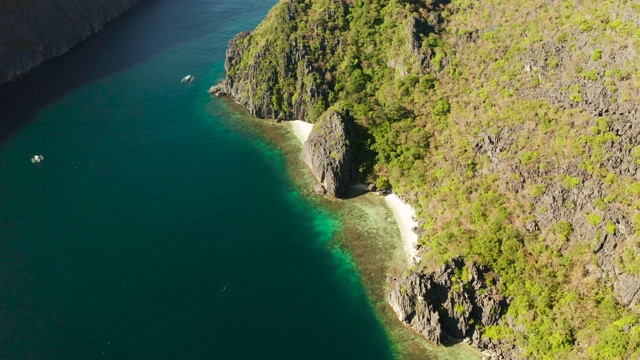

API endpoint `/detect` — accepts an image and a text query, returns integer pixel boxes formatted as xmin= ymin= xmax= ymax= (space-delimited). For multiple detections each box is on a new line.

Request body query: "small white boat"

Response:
xmin=31 ymin=155 xmax=44 ymax=163
xmin=180 ymin=75 xmax=195 ymax=83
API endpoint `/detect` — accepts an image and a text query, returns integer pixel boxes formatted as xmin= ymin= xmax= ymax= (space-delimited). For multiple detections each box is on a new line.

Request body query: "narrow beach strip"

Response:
xmin=384 ymin=194 xmax=419 ymax=266
xmin=286 ymin=120 xmax=313 ymax=143
xmin=283 ymin=119 xmax=419 ymax=265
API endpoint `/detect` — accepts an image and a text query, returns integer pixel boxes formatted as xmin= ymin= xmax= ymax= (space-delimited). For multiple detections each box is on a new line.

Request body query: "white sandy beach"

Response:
xmin=286 ymin=120 xmax=313 ymax=143
xmin=384 ymin=193 xmax=420 ymax=265
xmin=284 ymin=119 xmax=419 ymax=265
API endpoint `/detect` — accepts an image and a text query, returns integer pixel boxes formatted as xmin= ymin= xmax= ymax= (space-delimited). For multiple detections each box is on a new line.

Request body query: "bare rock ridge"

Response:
xmin=388 ymin=258 xmax=514 ymax=359
xmin=302 ymin=110 xmax=357 ymax=197
xmin=0 ymin=0 xmax=139 ymax=84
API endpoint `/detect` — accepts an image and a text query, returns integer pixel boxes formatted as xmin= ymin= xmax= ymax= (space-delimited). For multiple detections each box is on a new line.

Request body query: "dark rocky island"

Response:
xmin=0 ymin=0 xmax=139 ymax=84
xmin=212 ymin=0 xmax=640 ymax=358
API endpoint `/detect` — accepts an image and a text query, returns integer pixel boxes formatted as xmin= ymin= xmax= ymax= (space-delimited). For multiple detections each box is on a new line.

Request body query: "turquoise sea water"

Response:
xmin=0 ymin=1 xmax=396 ymax=358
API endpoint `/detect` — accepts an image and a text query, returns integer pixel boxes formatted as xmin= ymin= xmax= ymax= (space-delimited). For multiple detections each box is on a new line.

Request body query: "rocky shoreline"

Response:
xmin=388 ymin=259 xmax=515 ymax=360
xmin=210 ymin=91 xmax=495 ymax=359
xmin=214 ymin=98 xmax=483 ymax=359
xmin=208 ymin=24 xmax=506 ymax=359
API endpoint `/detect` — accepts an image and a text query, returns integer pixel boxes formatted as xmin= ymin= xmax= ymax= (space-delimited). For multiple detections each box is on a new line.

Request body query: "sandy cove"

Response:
xmin=384 ymin=193 xmax=419 ymax=266
xmin=285 ymin=119 xmax=419 ymax=265
xmin=285 ymin=120 xmax=313 ymax=143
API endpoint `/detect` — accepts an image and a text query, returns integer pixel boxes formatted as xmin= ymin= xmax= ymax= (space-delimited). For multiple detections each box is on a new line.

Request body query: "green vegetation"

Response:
xmin=587 ymin=213 xmax=603 ymax=226
xmin=227 ymin=0 xmax=640 ymax=357
xmin=454 ymin=303 xmax=466 ymax=316
xmin=551 ymin=220 xmax=573 ymax=241
xmin=529 ymin=183 xmax=546 ymax=197
xmin=633 ymin=146 xmax=640 ymax=165
xmin=591 ymin=49 xmax=603 ymax=61
xmin=562 ymin=175 xmax=581 ymax=188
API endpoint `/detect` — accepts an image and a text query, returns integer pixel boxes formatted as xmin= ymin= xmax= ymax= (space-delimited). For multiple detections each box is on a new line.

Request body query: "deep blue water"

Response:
xmin=0 ymin=1 xmax=395 ymax=359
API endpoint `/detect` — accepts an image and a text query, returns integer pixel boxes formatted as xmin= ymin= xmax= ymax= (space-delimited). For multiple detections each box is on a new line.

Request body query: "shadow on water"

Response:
xmin=0 ymin=0 xmax=271 ymax=144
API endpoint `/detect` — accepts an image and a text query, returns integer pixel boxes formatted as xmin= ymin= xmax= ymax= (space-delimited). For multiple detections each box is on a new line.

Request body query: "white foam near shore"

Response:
xmin=385 ymin=193 xmax=420 ymax=265
xmin=286 ymin=120 xmax=314 ymax=144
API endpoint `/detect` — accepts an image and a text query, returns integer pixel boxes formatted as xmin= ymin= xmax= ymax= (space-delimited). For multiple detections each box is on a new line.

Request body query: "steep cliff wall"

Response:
xmin=0 ymin=0 xmax=139 ymax=84
xmin=302 ymin=110 xmax=357 ymax=197
xmin=210 ymin=0 xmax=350 ymax=122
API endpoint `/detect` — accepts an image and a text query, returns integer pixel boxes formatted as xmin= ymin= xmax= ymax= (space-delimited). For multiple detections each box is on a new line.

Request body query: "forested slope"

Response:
xmin=214 ymin=0 xmax=640 ymax=358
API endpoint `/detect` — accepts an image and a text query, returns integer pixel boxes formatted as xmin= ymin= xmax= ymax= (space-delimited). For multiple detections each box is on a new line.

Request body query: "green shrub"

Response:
xmin=433 ymin=98 xmax=451 ymax=117
xmin=530 ymin=184 xmax=547 ymax=197
xmin=591 ymin=49 xmax=603 ymax=61
xmin=551 ymin=220 xmax=574 ymax=241
xmin=596 ymin=117 xmax=610 ymax=132
xmin=431 ymin=52 xmax=445 ymax=72
xmin=520 ymin=151 xmax=538 ymax=165
xmin=562 ymin=175 xmax=581 ymax=188
xmin=632 ymin=146 xmax=640 ymax=165
xmin=587 ymin=213 xmax=603 ymax=226
xmin=570 ymin=93 xmax=583 ymax=102
xmin=579 ymin=69 xmax=599 ymax=81
xmin=376 ymin=176 xmax=390 ymax=190
xmin=605 ymin=221 xmax=616 ymax=235
xmin=419 ymin=74 xmax=437 ymax=91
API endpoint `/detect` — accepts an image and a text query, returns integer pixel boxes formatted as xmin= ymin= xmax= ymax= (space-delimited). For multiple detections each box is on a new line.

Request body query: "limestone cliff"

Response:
xmin=0 ymin=0 xmax=138 ymax=84
xmin=302 ymin=110 xmax=357 ymax=197
xmin=389 ymin=258 xmax=515 ymax=359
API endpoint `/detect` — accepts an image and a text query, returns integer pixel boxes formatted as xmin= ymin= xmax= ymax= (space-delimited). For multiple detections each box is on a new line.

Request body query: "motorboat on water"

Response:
xmin=31 ymin=155 xmax=44 ymax=163
xmin=181 ymin=75 xmax=195 ymax=83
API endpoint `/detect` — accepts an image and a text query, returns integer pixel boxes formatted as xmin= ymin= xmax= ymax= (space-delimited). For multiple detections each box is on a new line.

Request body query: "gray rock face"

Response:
xmin=213 ymin=28 xmax=320 ymax=121
xmin=388 ymin=258 xmax=515 ymax=359
xmin=0 ymin=0 xmax=138 ymax=84
xmin=302 ymin=110 xmax=357 ymax=198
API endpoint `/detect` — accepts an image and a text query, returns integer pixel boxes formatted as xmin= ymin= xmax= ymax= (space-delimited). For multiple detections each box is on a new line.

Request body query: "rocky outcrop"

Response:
xmin=212 ymin=15 xmax=331 ymax=121
xmin=388 ymin=258 xmax=515 ymax=359
xmin=302 ymin=110 xmax=357 ymax=198
xmin=0 ymin=0 xmax=138 ymax=84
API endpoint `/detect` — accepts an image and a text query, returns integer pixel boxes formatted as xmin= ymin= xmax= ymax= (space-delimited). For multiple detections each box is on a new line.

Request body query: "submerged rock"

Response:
xmin=302 ymin=110 xmax=357 ymax=198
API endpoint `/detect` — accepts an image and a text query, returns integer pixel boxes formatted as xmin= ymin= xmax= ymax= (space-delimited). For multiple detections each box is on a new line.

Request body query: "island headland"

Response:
xmin=211 ymin=0 xmax=640 ymax=358
xmin=0 ymin=0 xmax=139 ymax=85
